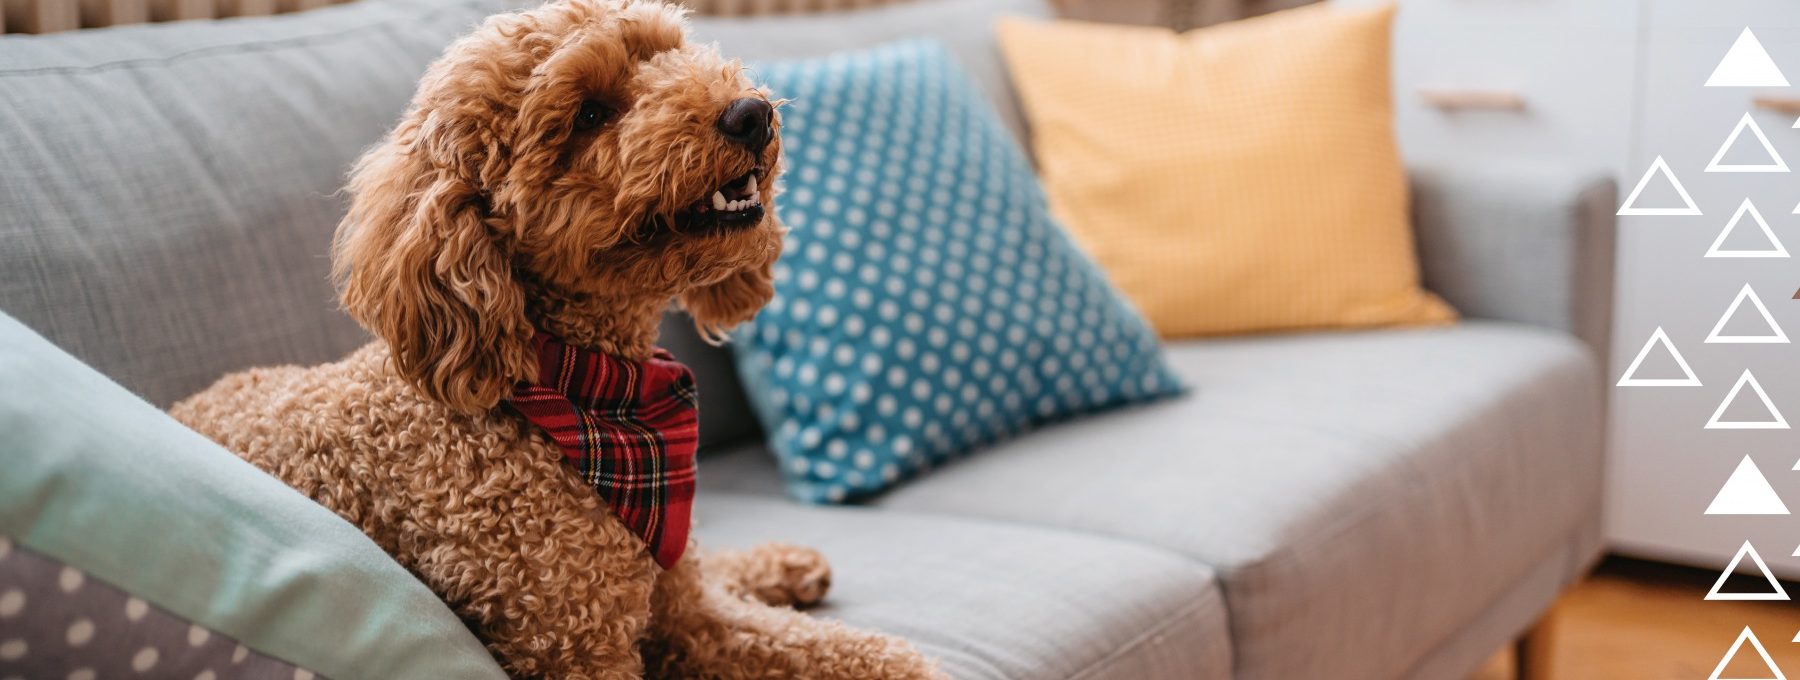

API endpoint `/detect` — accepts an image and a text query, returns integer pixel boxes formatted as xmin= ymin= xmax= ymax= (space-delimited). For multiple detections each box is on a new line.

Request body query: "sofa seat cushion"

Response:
xmin=693 ymin=493 xmax=1232 ymax=680
xmin=701 ymin=321 xmax=1604 ymax=680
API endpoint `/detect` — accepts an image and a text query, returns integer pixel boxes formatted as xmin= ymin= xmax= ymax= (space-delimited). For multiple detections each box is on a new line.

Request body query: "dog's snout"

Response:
xmin=716 ymin=98 xmax=773 ymax=152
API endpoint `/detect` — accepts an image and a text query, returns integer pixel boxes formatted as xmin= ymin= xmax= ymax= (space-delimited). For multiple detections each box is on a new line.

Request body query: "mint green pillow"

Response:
xmin=0 ymin=312 xmax=505 ymax=680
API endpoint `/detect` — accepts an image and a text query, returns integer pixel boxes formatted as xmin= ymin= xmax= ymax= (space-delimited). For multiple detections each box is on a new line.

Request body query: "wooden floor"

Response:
xmin=1470 ymin=557 xmax=1800 ymax=680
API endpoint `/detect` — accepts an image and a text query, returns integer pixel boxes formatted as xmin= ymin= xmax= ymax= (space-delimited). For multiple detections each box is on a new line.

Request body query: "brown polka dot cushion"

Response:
xmin=0 ymin=537 xmax=320 ymax=679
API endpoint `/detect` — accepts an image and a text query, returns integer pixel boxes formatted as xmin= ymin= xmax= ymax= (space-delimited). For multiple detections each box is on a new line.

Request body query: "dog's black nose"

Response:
xmin=716 ymin=97 xmax=773 ymax=152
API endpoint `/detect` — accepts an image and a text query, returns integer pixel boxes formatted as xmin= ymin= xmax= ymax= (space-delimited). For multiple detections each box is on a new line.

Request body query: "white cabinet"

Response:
xmin=1609 ymin=1 xmax=1800 ymax=580
xmin=1381 ymin=0 xmax=1639 ymax=178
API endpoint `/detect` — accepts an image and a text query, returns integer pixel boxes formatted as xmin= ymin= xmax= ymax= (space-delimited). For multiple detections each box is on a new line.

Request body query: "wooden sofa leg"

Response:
xmin=1514 ymin=605 xmax=1560 ymax=680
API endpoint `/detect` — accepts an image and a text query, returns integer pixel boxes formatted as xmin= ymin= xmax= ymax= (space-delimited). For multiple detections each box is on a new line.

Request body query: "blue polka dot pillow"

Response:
xmin=735 ymin=40 xmax=1185 ymax=504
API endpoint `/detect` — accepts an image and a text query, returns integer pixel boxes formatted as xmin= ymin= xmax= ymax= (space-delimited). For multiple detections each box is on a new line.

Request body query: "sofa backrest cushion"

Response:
xmin=0 ymin=0 xmax=519 ymax=408
xmin=691 ymin=0 xmax=1050 ymax=149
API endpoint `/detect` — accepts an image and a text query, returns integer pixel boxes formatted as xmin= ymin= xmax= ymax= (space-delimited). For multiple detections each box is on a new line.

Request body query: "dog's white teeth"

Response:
xmin=712 ymin=191 xmax=728 ymax=210
xmin=748 ymin=173 xmax=759 ymax=195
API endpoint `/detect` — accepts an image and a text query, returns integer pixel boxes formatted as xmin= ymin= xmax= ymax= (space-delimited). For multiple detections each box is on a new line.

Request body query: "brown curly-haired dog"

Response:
xmin=169 ymin=1 xmax=942 ymax=678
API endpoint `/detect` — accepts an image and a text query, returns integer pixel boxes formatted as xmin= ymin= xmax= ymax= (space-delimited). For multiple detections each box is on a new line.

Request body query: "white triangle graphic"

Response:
xmin=1793 ymin=628 xmax=1800 ymax=643
xmin=1706 ymin=28 xmax=1790 ymax=87
xmin=1708 ymin=284 xmax=1790 ymax=343
xmin=1706 ymin=456 xmax=1790 ymax=515
xmin=1708 ymin=370 xmax=1789 ymax=429
xmin=1708 ymin=543 xmax=1790 ymax=602
xmin=1709 ymin=626 xmax=1787 ymax=679
xmin=1619 ymin=156 xmax=1703 ymax=215
xmin=1709 ymin=199 xmax=1790 ymax=257
xmin=1617 ymin=327 xmax=1703 ymax=387
xmin=1707 ymin=113 xmax=1789 ymax=173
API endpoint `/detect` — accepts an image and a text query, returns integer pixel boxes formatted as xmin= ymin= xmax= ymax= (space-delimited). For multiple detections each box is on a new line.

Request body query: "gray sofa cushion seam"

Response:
xmin=1067 ymin=597 xmax=1221 ymax=680
xmin=820 ymin=502 xmax=1241 ymax=675
xmin=0 ymin=0 xmax=495 ymax=78
xmin=821 ymin=498 xmax=1235 ymax=675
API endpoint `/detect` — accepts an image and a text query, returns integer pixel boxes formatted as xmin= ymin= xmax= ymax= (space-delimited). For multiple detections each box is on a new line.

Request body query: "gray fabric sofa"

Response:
xmin=0 ymin=0 xmax=1614 ymax=678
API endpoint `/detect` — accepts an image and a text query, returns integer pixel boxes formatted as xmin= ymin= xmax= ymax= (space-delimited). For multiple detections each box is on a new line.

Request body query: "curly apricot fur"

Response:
xmin=171 ymin=2 xmax=941 ymax=678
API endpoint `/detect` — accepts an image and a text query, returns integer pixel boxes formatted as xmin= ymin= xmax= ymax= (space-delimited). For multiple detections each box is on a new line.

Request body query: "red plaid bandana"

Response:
xmin=504 ymin=333 xmax=699 ymax=569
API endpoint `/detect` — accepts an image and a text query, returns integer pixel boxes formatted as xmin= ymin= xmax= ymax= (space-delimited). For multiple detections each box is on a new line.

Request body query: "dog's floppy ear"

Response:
xmin=333 ymin=111 xmax=535 ymax=414
xmin=679 ymin=239 xmax=780 ymax=345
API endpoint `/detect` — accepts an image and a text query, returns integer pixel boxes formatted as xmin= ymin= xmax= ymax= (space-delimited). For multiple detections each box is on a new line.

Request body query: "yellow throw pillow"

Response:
xmin=996 ymin=4 xmax=1455 ymax=337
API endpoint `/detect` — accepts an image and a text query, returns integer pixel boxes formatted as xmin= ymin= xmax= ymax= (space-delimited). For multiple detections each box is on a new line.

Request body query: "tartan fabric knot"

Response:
xmin=504 ymin=333 xmax=699 ymax=569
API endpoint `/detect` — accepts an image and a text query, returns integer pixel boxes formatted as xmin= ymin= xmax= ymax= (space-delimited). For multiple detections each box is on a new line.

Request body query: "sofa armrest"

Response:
xmin=1410 ymin=165 xmax=1617 ymax=355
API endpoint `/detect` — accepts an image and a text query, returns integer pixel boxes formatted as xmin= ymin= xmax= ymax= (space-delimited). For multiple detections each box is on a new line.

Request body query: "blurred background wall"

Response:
xmin=0 ymin=0 xmax=1318 ymax=35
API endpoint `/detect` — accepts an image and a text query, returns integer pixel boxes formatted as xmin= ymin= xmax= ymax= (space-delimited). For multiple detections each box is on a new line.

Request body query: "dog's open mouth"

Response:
xmin=674 ymin=167 xmax=764 ymax=232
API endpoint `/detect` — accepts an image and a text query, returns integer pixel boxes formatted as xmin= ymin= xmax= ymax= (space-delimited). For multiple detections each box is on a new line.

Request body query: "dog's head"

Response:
xmin=334 ymin=0 xmax=783 ymax=413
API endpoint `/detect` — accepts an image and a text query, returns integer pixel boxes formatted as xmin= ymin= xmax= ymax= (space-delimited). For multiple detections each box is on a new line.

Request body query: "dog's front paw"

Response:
xmin=707 ymin=542 xmax=834 ymax=608
xmin=773 ymin=544 xmax=832 ymax=608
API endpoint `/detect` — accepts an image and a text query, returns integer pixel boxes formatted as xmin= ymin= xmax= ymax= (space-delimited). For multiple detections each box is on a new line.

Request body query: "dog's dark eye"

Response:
xmin=574 ymin=99 xmax=613 ymax=132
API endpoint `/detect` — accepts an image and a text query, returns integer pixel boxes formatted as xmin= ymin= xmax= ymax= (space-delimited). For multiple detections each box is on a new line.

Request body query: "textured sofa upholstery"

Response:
xmin=704 ymin=322 xmax=1604 ymax=679
xmin=697 ymin=494 xmax=1233 ymax=679
xmin=0 ymin=0 xmax=1612 ymax=678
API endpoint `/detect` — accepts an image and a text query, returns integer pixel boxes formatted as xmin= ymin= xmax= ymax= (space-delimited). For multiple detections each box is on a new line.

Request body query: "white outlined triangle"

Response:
xmin=1707 ymin=114 xmax=1789 ymax=172
xmin=1707 ymin=28 xmax=1790 ymax=87
xmin=1709 ymin=626 xmax=1787 ymax=680
xmin=1709 ymin=200 xmax=1790 ymax=257
xmin=1706 ymin=284 xmax=1778 ymax=341
xmin=1617 ymin=327 xmax=1703 ymax=387
xmin=1708 ymin=370 xmax=1789 ymax=429
xmin=1708 ymin=284 xmax=1789 ymax=343
xmin=1708 ymin=543 xmax=1790 ymax=601
xmin=1706 ymin=456 xmax=1790 ymax=515
xmin=1619 ymin=156 xmax=1702 ymax=215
